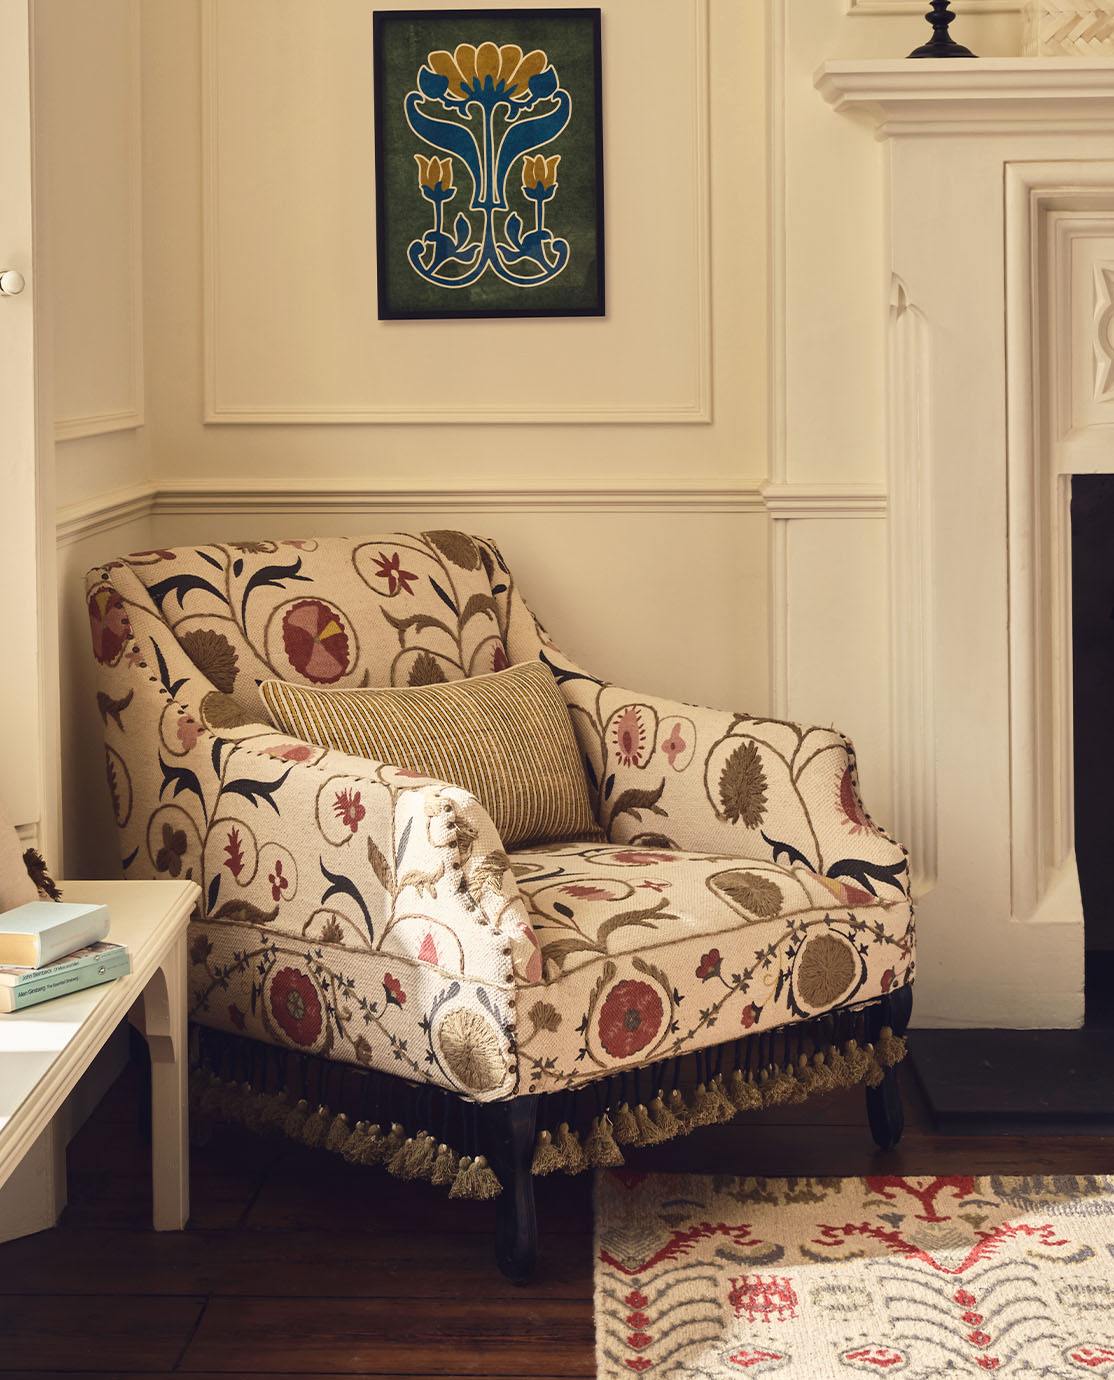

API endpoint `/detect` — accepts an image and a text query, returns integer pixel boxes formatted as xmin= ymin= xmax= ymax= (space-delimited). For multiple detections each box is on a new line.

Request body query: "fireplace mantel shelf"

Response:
xmin=815 ymin=58 xmax=1114 ymax=135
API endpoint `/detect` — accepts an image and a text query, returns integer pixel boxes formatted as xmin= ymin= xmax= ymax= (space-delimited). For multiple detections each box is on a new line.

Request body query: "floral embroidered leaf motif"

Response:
xmin=224 ymin=827 xmax=246 ymax=878
xmin=395 ymin=818 xmax=413 ymax=870
xmin=762 ymin=830 xmax=814 ymax=871
xmin=826 ymin=856 xmax=909 ymax=898
xmin=158 ymin=753 xmax=207 ymax=822
xmin=222 ymin=767 xmax=292 ymax=814
xmin=147 ymin=570 xmax=224 ymax=614
xmin=425 ymin=530 xmax=482 ymax=570
xmin=528 ymin=1000 xmax=562 ymax=1032
xmin=367 ymin=837 xmax=393 ymax=891
xmin=237 ymin=557 xmax=310 ymax=625
xmin=152 ymin=639 xmax=187 ymax=700
xmin=719 ymin=741 xmax=769 ymax=828
xmin=541 ymin=936 xmax=607 ymax=973
xmin=179 ymin=629 xmax=239 ymax=694
xmin=796 ymin=933 xmax=858 ymax=1008
xmin=408 ymin=651 xmax=447 ymax=686
xmin=436 ymin=1007 xmax=505 ymax=1092
xmin=595 ymin=897 xmax=674 ymax=946
xmin=471 ymin=850 xmax=510 ymax=894
xmin=428 ymin=577 xmax=460 ymax=616
xmin=381 ymin=608 xmax=454 ymax=641
xmin=97 ymin=688 xmax=134 ymax=731
xmin=210 ymin=897 xmax=280 ymax=927
xmin=459 ymin=592 xmax=499 ymax=625
xmin=320 ymin=858 xmax=374 ymax=943
xmin=608 ymin=782 xmax=667 ymax=826
xmin=319 ymin=917 xmax=345 ymax=944
xmin=201 ymin=691 xmax=254 ymax=730
xmin=714 ymin=870 xmax=783 ymax=919
xmin=206 ymin=874 xmax=221 ymax=912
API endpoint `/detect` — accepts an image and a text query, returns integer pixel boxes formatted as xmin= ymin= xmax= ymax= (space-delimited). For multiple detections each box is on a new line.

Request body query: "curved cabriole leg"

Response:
xmin=484 ymin=1095 xmax=540 ymax=1283
xmin=865 ymin=984 xmax=913 ymax=1152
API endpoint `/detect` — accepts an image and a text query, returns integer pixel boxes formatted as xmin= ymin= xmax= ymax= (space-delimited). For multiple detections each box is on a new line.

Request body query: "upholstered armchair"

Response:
xmin=87 ymin=532 xmax=913 ymax=1279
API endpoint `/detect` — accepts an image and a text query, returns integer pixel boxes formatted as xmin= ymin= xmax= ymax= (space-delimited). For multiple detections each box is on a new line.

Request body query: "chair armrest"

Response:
xmin=551 ymin=660 xmax=909 ymax=899
xmin=208 ymin=735 xmax=544 ymax=986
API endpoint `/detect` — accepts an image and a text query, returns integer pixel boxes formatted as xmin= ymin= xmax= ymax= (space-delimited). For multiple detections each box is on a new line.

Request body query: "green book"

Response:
xmin=0 ymin=946 xmax=131 ymax=1013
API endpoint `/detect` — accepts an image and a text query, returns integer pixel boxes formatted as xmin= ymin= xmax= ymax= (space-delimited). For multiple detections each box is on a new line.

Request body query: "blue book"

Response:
xmin=0 ymin=945 xmax=130 ymax=1012
xmin=0 ymin=901 xmax=109 ymax=968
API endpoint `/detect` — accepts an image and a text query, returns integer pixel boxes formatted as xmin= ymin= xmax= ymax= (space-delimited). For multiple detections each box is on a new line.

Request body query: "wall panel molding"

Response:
xmin=57 ymin=475 xmax=892 ymax=546
xmin=52 ymin=0 xmax=144 ymax=443
xmin=200 ymin=0 xmax=713 ymax=425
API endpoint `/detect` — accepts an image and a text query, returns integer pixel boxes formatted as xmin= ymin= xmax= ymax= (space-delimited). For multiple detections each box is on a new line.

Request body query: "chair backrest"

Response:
xmin=107 ymin=532 xmax=518 ymax=724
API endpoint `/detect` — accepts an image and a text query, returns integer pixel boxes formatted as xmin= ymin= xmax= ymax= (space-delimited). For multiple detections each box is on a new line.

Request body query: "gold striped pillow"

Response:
xmin=260 ymin=661 xmax=599 ymax=848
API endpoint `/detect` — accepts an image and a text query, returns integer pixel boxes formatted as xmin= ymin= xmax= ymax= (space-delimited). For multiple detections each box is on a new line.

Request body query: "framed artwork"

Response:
xmin=373 ymin=8 xmax=604 ymax=320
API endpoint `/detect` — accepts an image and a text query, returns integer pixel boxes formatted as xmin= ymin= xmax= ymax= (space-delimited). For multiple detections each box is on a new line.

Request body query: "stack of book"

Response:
xmin=0 ymin=901 xmax=127 ymax=1012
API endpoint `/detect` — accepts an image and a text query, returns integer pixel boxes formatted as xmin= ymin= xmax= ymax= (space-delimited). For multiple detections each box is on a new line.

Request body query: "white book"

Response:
xmin=0 ymin=901 xmax=110 ymax=969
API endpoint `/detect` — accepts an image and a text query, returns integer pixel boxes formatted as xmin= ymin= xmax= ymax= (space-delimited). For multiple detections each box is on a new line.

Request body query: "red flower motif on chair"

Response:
xmin=334 ymin=789 xmax=366 ymax=833
xmin=269 ymin=967 xmax=322 ymax=1046
xmin=373 ymin=551 xmax=417 ymax=596
xmin=383 ymin=972 xmax=407 ymax=1008
xmin=282 ymin=599 xmax=351 ymax=683
xmin=612 ymin=706 xmax=649 ymax=767
xmin=269 ymin=859 xmax=289 ymax=903
xmin=598 ymin=980 xmax=663 ymax=1059
xmin=88 ymin=587 xmax=132 ymax=667
xmin=696 ymin=948 xmax=722 ymax=981
xmin=661 ymin=722 xmax=688 ymax=768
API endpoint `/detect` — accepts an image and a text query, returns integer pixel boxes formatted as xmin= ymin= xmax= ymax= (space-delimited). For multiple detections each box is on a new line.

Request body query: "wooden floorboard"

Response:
xmin=2 ymin=1056 xmax=1112 ymax=1375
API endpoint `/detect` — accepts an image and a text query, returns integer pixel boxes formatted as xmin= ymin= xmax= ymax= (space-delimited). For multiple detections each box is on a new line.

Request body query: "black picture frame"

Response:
xmin=373 ymin=8 xmax=605 ymax=321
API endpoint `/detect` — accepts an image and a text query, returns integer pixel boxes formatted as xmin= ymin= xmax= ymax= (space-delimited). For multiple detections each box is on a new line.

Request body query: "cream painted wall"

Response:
xmin=36 ymin=0 xmax=152 ymax=873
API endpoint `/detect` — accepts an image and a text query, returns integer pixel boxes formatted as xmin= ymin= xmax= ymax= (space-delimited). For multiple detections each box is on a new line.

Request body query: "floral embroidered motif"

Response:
xmin=269 ymin=967 xmax=323 ymax=1046
xmin=597 ymin=980 xmax=664 ymax=1059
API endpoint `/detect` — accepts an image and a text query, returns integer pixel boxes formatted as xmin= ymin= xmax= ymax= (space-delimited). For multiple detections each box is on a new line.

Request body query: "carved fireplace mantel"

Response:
xmin=814 ymin=58 xmax=1114 ymax=1027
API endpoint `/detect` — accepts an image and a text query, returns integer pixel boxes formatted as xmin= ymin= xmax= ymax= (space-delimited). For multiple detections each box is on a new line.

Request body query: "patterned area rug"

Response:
xmin=594 ymin=1172 xmax=1114 ymax=1377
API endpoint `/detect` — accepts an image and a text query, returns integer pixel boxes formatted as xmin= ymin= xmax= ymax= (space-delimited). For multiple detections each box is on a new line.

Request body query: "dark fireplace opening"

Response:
xmin=1072 ymin=475 xmax=1114 ymax=1027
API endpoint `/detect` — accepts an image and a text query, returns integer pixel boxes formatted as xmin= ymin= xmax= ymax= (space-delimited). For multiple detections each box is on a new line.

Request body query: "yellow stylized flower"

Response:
xmin=522 ymin=154 xmax=560 ymax=192
xmin=414 ymin=154 xmax=453 ymax=192
xmin=426 ymin=42 xmax=548 ymax=101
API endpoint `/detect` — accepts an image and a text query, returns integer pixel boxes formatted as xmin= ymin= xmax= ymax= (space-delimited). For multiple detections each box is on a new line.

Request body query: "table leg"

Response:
xmin=134 ymin=933 xmax=189 ymax=1230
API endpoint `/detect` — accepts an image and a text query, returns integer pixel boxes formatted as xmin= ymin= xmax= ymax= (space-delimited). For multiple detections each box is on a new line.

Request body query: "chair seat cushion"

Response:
xmin=509 ymin=841 xmax=913 ymax=1088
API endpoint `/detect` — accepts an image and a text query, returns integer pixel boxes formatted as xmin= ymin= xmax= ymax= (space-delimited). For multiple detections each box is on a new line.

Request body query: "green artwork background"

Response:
xmin=375 ymin=11 xmax=602 ymax=317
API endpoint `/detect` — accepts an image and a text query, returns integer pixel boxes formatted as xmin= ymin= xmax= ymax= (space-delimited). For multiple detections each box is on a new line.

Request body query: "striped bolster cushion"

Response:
xmin=259 ymin=661 xmax=599 ymax=848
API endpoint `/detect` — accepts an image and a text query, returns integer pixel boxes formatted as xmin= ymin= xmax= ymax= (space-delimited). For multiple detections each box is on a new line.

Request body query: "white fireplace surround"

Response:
xmin=816 ymin=58 xmax=1114 ymax=1027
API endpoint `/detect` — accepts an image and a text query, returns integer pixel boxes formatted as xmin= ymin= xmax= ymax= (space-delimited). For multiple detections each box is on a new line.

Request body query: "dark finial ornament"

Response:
xmin=908 ymin=0 xmax=977 ymax=57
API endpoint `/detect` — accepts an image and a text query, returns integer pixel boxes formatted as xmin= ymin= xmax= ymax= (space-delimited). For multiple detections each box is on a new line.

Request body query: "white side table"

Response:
xmin=0 ymin=878 xmax=198 ymax=1230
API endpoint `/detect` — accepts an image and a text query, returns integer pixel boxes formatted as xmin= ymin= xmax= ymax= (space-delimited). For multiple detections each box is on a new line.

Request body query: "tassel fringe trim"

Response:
xmin=190 ymin=1028 xmax=908 ymax=1194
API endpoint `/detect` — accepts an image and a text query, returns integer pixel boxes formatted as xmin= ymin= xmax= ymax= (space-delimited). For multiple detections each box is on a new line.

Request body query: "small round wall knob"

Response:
xmin=0 ymin=270 xmax=26 ymax=296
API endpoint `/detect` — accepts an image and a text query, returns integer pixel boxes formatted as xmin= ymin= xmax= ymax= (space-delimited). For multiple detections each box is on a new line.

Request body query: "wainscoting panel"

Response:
xmin=202 ymin=0 xmax=711 ymax=424
xmin=36 ymin=0 xmax=144 ymax=441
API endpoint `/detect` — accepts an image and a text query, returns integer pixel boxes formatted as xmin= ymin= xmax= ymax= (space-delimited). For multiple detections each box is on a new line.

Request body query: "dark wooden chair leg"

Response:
xmin=482 ymin=1095 xmax=539 ymax=1284
xmin=864 ymin=984 xmax=913 ymax=1152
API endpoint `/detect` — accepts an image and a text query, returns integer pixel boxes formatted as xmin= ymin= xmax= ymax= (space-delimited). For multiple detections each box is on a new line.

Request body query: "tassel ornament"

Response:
xmin=612 ymin=1103 xmax=641 ymax=1146
xmin=649 ymin=1094 xmax=683 ymax=1140
xmin=555 ymin=1122 xmax=587 ymax=1173
xmin=449 ymin=1154 xmax=502 ymax=1200
xmin=302 ymin=1104 xmax=331 ymax=1148
xmin=584 ymin=1115 xmax=625 ymax=1167
xmin=431 ymin=1143 xmax=459 ymax=1186
xmin=531 ymin=1129 xmax=564 ymax=1176
xmin=283 ymin=1098 xmax=310 ymax=1140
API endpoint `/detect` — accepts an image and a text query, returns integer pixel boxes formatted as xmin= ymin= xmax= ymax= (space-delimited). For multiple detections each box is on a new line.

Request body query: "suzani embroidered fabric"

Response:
xmin=87 ymin=531 xmax=913 ymax=1101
